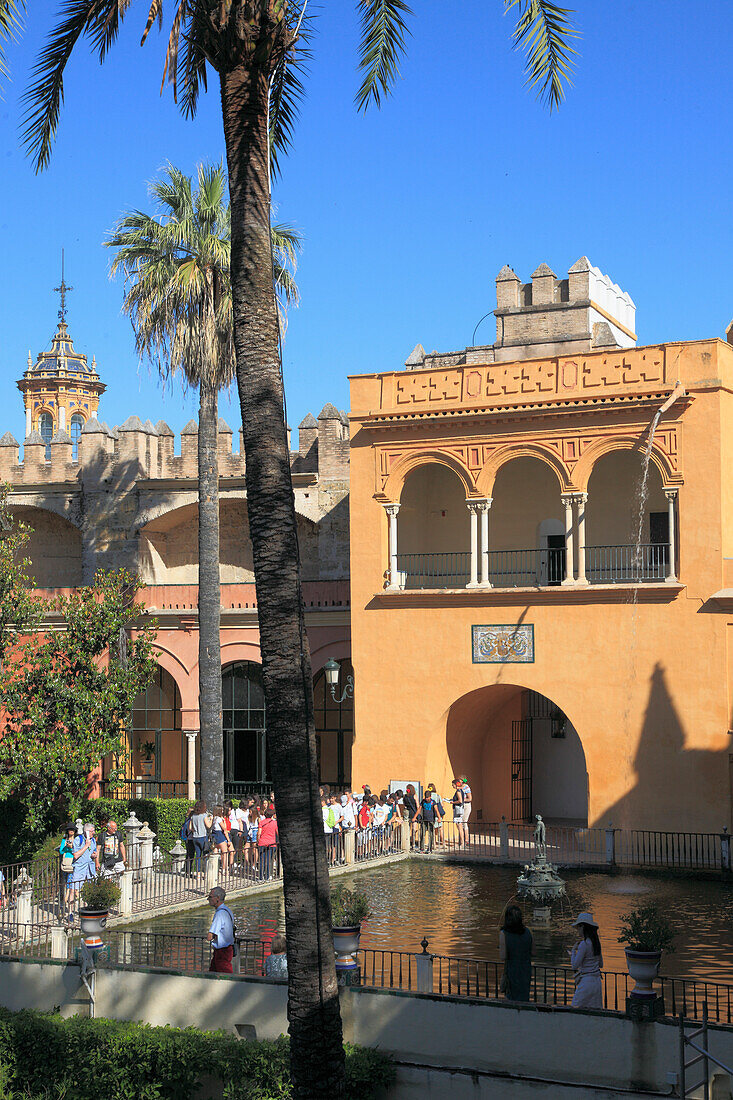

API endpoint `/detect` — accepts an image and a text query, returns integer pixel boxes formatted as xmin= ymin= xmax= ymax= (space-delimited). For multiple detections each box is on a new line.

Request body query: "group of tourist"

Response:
xmin=500 ymin=906 xmax=603 ymax=1009
xmin=319 ymin=775 xmax=474 ymax=859
xmin=181 ymin=797 xmax=280 ymax=880
xmin=57 ymin=818 xmax=126 ymax=923
xmin=206 ymin=884 xmax=287 ymax=979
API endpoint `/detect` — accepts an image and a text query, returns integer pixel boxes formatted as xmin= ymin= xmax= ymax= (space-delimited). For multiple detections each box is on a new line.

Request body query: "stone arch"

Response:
xmin=381 ymin=448 xmax=474 ymax=503
xmin=574 ymin=436 xmax=678 ymax=492
xmin=442 ymin=682 xmax=588 ymax=825
xmin=477 ymin=443 xmax=571 ymax=497
xmin=10 ymin=498 xmax=81 ymax=528
xmin=9 ymin=503 xmax=82 ymax=586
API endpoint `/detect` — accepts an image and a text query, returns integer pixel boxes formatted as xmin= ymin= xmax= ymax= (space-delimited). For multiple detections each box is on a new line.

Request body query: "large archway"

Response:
xmin=397 ymin=463 xmax=470 ymax=588
xmin=446 ymin=685 xmax=588 ymax=826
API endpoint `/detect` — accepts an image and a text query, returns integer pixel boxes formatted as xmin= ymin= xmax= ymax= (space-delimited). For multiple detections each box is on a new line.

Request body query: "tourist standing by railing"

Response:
xmin=499 ymin=905 xmax=533 ymax=1002
xmin=257 ymin=809 xmax=278 ymax=880
xmin=225 ymin=799 xmax=244 ymax=860
xmin=190 ymin=802 xmax=212 ymax=872
xmin=206 ymin=886 xmax=235 ymax=974
xmin=451 ymin=779 xmax=467 ymax=848
xmin=570 ymin=912 xmax=603 ymax=1008
xmin=212 ymin=806 xmax=235 ymax=872
xmin=460 ymin=775 xmax=473 ymax=841
xmin=96 ymin=820 xmax=126 ymax=876
xmin=403 ymin=785 xmax=419 ymax=849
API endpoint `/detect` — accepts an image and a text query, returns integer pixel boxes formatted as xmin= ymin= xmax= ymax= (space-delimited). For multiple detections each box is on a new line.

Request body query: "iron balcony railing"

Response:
xmin=98 ymin=779 xmax=198 ymax=801
xmin=394 ymin=544 xmax=671 ymax=590
xmin=586 ymin=543 xmax=669 ymax=583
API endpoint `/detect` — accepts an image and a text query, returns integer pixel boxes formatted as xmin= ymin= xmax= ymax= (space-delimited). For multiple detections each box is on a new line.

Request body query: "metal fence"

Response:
xmin=396 ymin=552 xmax=470 ymax=590
xmin=616 ymin=830 xmax=722 ymax=870
xmin=7 ymin=924 xmax=730 ymax=1028
xmin=586 ymin=543 xmax=668 ymax=583
xmin=98 ymin=780 xmax=195 ymax=800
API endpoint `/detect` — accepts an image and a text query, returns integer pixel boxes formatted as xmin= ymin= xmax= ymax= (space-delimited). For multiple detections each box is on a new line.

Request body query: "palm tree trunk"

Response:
xmin=198 ymin=377 xmax=224 ymax=808
xmin=220 ymin=57 xmax=346 ymax=1100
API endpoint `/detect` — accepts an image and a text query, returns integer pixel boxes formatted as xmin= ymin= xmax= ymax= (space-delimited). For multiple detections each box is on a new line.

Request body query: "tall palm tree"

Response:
xmin=105 ymin=162 xmax=300 ymax=809
xmin=21 ymin=5 xmax=575 ymax=1096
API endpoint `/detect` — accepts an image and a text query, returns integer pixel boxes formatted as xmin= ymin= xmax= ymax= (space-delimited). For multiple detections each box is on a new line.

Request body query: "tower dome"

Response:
xmin=17 ymin=262 xmax=105 ymax=458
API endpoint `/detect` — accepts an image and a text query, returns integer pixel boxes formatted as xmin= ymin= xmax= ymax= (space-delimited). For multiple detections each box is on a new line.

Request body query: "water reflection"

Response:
xmin=129 ymin=862 xmax=733 ymax=982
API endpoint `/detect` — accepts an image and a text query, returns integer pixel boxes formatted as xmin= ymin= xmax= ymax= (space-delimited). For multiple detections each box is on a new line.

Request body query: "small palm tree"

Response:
xmin=105 ymin=162 xmax=300 ymax=807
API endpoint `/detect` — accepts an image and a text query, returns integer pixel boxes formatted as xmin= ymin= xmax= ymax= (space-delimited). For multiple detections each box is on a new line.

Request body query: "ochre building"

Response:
xmin=348 ymin=258 xmax=733 ymax=832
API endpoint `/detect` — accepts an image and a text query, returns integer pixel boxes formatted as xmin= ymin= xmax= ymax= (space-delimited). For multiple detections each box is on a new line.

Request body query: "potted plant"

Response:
xmin=330 ymin=884 xmax=370 ymax=970
xmin=79 ymin=874 xmax=122 ymax=948
xmin=139 ymin=739 xmax=156 ymax=777
xmin=618 ymin=904 xmax=675 ymax=999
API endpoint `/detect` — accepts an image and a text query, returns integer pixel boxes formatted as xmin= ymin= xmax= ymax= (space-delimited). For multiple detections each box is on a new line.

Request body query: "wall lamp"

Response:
xmin=323 ymin=658 xmax=354 ymax=704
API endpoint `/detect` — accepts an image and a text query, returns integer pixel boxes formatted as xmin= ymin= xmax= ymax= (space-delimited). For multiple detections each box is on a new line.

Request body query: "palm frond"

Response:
xmin=505 ymin=0 xmax=578 ymax=111
xmin=355 ymin=0 xmax=412 ymax=113
xmin=269 ymin=9 xmax=311 ymax=182
xmin=20 ymin=0 xmax=113 ymax=171
xmin=0 ymin=0 xmax=25 ymax=89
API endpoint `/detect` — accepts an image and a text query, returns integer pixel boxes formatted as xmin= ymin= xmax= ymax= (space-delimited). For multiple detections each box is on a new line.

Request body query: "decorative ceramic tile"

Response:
xmin=472 ymin=624 xmax=534 ymax=663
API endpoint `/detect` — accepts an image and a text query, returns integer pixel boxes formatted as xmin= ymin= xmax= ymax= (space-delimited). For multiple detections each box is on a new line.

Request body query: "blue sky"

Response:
xmin=1 ymin=1 xmax=732 ymax=445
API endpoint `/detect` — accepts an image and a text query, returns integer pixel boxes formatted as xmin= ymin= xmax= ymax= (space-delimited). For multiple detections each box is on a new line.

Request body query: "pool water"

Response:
xmin=128 ymin=861 xmax=733 ymax=982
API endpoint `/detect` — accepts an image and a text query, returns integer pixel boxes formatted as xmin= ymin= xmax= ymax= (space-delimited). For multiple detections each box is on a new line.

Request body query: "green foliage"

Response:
xmin=80 ymin=874 xmax=121 ymax=912
xmin=0 ymin=568 xmax=158 ymax=846
xmin=331 ymin=883 xmax=371 ymax=927
xmin=90 ymin=798 xmax=191 ymax=856
xmin=505 ymin=0 xmax=578 ymax=111
xmin=617 ymin=904 xmax=676 ymax=954
xmin=0 ymin=1009 xmax=395 ymax=1100
xmin=355 ymin=0 xmax=413 ymax=112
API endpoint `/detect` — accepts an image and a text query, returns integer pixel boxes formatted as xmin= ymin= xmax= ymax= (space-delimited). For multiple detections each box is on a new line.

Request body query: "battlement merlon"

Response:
xmin=0 ymin=407 xmax=350 ymax=487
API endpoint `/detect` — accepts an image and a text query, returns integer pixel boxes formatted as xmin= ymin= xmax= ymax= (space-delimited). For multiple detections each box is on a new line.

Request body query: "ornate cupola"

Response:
xmin=17 ymin=258 xmax=105 ymax=458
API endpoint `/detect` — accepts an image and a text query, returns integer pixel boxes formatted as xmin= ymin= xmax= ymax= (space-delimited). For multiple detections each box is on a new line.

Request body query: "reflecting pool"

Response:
xmin=129 ymin=861 xmax=733 ymax=981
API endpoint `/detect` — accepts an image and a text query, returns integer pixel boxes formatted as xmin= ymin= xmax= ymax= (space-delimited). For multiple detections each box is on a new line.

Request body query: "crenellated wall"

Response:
xmin=0 ymin=405 xmax=351 ymax=588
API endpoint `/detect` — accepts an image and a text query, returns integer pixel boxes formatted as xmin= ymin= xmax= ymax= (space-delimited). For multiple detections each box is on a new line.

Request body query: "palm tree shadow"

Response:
xmin=593 ymin=662 xmax=730 ymax=832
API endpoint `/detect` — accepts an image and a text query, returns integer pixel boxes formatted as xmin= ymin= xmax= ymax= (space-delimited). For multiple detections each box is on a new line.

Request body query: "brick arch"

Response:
xmin=476 ymin=443 xmax=571 ymax=497
xmin=574 ymin=436 xmax=678 ymax=492
xmin=9 ymin=499 xmax=82 ymax=529
xmin=382 ymin=449 xmax=474 ymax=504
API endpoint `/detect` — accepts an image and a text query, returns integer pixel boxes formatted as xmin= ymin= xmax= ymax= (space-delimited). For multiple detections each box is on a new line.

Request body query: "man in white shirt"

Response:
xmin=340 ymin=792 xmax=356 ymax=831
xmin=207 ymin=886 xmax=235 ymax=973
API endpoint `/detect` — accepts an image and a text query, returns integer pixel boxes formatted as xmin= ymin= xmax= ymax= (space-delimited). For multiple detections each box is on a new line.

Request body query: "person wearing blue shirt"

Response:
xmin=207 ymin=886 xmax=235 ymax=973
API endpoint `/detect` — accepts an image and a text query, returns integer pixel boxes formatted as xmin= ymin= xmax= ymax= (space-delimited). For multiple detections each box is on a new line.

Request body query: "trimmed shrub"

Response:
xmin=0 ymin=1008 xmax=395 ymax=1099
xmin=90 ymin=797 xmax=191 ymax=855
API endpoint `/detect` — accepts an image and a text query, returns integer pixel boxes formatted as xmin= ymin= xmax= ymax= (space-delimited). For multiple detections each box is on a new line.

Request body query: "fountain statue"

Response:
xmin=516 ymin=814 xmax=566 ymax=924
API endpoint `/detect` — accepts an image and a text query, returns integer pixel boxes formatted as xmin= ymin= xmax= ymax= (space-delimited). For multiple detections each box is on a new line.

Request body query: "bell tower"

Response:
xmin=17 ymin=255 xmax=105 ymax=458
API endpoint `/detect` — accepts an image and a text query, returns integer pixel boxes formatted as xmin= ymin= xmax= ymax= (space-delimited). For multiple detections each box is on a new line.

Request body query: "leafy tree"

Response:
xmin=0 ymin=568 xmax=157 ymax=845
xmin=105 ymin=162 xmax=300 ymax=808
xmin=20 ymin=3 xmax=576 ymax=1096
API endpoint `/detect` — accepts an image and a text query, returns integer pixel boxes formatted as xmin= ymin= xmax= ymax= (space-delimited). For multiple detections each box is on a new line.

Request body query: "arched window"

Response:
xmin=38 ymin=412 xmax=53 ymax=460
xmin=313 ymin=658 xmax=354 ymax=788
xmin=131 ymin=666 xmax=183 ymax=788
xmin=222 ymin=662 xmax=267 ymax=786
xmin=69 ymin=414 xmax=84 ymax=460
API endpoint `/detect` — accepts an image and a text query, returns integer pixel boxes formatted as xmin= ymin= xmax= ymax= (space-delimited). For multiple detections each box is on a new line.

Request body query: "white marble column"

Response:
xmin=186 ymin=731 xmax=198 ymax=801
xmin=575 ymin=492 xmax=588 ymax=585
xmin=665 ymin=489 xmax=678 ymax=582
xmin=384 ymin=503 xmax=401 ymax=590
xmin=560 ymin=493 xmax=576 ymax=586
xmin=25 ymin=407 xmax=31 ymax=437
xmin=467 ymin=503 xmax=479 ymax=588
xmin=59 ymin=406 xmax=67 ymax=431
xmin=477 ymin=498 xmax=492 ymax=587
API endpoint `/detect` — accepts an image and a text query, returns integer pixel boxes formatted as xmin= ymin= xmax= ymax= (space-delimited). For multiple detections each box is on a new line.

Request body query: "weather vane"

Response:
xmin=53 ymin=248 xmax=73 ymax=322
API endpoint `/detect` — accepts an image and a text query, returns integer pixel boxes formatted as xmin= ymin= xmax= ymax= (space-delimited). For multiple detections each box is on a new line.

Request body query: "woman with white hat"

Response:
xmin=570 ymin=912 xmax=603 ymax=1008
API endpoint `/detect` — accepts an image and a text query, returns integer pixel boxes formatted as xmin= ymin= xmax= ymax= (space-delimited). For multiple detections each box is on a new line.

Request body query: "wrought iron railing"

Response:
xmin=586 ymin=543 xmax=668 ymax=583
xmin=488 ymin=547 xmax=565 ymax=588
xmin=98 ymin=780 xmax=197 ymax=800
xmin=395 ymin=552 xmax=470 ymax=589
xmin=223 ymin=781 xmax=272 ymax=800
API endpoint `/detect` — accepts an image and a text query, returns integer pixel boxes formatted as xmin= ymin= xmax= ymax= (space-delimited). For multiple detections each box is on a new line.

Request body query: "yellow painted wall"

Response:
xmin=348 ymin=340 xmax=733 ymax=832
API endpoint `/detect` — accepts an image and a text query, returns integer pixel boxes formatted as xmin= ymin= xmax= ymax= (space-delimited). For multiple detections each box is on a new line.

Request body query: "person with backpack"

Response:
xmin=96 ymin=820 xmax=126 ymax=875
xmin=419 ymin=790 xmax=438 ymax=852
xmin=206 ymin=886 xmax=236 ymax=973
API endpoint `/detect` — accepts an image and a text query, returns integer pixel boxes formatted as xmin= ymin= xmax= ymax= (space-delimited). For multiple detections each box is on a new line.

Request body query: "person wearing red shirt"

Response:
xmin=257 ymin=809 xmax=279 ymax=880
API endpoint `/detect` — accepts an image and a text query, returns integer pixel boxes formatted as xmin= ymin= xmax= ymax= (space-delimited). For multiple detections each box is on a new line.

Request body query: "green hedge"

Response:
xmin=90 ymin=798 xmax=190 ymax=855
xmin=0 ymin=1009 xmax=394 ymax=1099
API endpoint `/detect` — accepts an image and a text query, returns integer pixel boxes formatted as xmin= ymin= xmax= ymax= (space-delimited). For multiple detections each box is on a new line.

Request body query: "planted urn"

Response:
xmin=331 ymin=884 xmax=370 ymax=970
xmin=618 ymin=904 xmax=675 ymax=1000
xmin=79 ymin=874 xmax=121 ymax=948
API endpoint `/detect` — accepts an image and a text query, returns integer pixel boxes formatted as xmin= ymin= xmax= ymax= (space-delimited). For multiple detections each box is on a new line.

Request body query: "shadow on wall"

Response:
xmin=592 ymin=662 xmax=731 ymax=833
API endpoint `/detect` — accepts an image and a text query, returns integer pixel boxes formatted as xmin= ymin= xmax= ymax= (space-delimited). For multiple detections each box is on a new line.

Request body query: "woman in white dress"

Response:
xmin=570 ymin=912 xmax=603 ymax=1009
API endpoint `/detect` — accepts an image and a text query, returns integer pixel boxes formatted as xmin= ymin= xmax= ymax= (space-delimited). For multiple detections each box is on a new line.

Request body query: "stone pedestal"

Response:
xmin=337 ymin=966 xmax=361 ymax=987
xmin=626 ymin=994 xmax=664 ymax=1021
xmin=532 ymin=906 xmax=552 ymax=924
